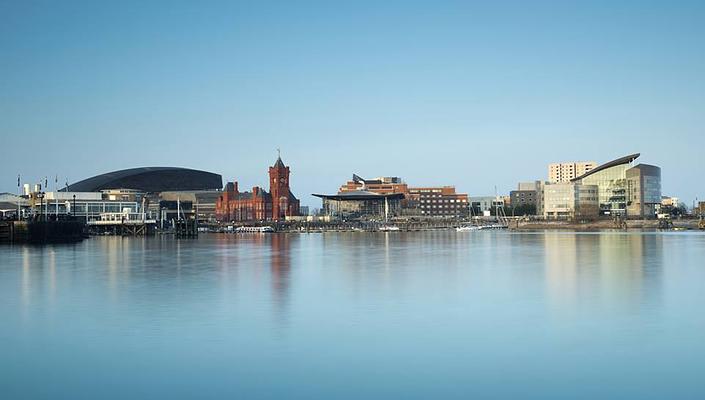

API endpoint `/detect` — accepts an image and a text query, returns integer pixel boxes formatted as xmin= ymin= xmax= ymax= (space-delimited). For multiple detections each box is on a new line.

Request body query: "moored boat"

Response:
xmin=234 ymin=226 xmax=275 ymax=233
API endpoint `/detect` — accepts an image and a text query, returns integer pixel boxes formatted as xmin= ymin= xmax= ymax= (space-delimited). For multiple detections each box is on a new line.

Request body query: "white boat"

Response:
xmin=234 ymin=226 xmax=274 ymax=233
xmin=378 ymin=225 xmax=400 ymax=232
xmin=456 ymin=225 xmax=479 ymax=232
xmin=478 ymin=224 xmax=507 ymax=230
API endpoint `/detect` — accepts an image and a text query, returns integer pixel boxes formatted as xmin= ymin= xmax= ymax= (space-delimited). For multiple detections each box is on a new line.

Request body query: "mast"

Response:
xmin=17 ymin=174 xmax=21 ymax=220
xmin=55 ymin=175 xmax=58 ymax=218
xmin=384 ymin=196 xmax=389 ymax=223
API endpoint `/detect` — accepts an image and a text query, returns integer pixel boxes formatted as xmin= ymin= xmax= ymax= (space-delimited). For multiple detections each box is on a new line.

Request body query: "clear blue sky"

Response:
xmin=1 ymin=0 xmax=704 ymax=207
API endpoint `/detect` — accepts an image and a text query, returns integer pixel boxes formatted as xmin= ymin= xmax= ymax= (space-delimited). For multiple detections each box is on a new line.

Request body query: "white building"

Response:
xmin=470 ymin=196 xmax=506 ymax=216
xmin=31 ymin=191 xmax=139 ymax=222
xmin=537 ymin=182 xmax=599 ymax=219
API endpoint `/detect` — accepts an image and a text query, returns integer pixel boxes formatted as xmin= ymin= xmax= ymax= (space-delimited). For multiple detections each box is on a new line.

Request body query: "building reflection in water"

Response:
xmin=19 ymin=244 xmax=62 ymax=320
xmin=542 ymin=232 xmax=664 ymax=315
xmin=269 ymin=233 xmax=293 ymax=328
xmin=21 ymin=246 xmax=31 ymax=319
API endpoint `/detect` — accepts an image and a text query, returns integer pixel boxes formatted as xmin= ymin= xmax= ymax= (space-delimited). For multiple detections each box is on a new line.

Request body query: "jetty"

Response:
xmin=87 ymin=212 xmax=157 ymax=236
xmin=0 ymin=219 xmax=86 ymax=244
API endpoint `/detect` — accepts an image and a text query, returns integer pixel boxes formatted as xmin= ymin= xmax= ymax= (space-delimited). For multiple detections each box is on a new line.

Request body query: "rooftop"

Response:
xmin=312 ymin=191 xmax=405 ymax=201
xmin=571 ymin=153 xmax=640 ymax=182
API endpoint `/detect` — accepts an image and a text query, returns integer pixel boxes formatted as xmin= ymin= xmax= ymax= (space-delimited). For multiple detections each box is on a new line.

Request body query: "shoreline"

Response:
xmin=510 ymin=219 xmax=701 ymax=231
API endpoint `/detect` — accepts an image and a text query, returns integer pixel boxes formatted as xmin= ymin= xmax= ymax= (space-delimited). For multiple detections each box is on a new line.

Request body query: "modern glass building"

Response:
xmin=312 ymin=191 xmax=404 ymax=220
xmin=572 ymin=154 xmax=639 ymax=215
xmin=572 ymin=153 xmax=661 ymax=218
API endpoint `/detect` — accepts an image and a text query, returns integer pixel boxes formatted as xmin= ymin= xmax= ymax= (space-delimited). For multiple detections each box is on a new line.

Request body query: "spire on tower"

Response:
xmin=273 ymin=149 xmax=286 ymax=168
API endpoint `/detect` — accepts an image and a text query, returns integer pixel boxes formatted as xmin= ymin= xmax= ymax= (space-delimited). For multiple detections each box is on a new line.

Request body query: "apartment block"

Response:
xmin=548 ymin=161 xmax=597 ymax=183
xmin=409 ymin=186 xmax=469 ymax=217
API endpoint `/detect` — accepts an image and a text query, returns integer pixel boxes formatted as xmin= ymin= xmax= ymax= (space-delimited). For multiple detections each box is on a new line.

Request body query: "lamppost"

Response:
xmin=37 ymin=192 xmax=45 ymax=222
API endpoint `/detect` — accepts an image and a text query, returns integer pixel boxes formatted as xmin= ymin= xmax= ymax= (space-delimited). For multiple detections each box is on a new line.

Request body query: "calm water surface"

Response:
xmin=1 ymin=231 xmax=704 ymax=399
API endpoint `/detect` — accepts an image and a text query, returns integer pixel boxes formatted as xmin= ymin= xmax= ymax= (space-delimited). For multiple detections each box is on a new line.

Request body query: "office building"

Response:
xmin=571 ymin=153 xmax=661 ymax=217
xmin=336 ymin=174 xmax=469 ymax=217
xmin=407 ymin=187 xmax=468 ymax=217
xmin=339 ymin=175 xmax=408 ymax=194
xmin=626 ymin=164 xmax=662 ymax=218
xmin=510 ymin=190 xmax=537 ymax=207
xmin=469 ymin=196 xmax=505 ymax=216
xmin=539 ymin=182 xmax=599 ymax=219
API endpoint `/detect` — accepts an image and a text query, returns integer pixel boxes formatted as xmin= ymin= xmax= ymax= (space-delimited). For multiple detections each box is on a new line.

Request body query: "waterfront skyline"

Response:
xmin=1 ymin=1 xmax=704 ymax=207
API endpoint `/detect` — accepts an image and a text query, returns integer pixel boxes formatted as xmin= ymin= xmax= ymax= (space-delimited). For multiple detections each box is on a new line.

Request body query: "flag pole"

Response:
xmin=55 ymin=175 xmax=58 ymax=219
xmin=17 ymin=174 xmax=21 ymax=221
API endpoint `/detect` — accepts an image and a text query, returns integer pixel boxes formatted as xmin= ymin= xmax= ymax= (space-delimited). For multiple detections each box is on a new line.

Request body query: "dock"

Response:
xmin=0 ymin=219 xmax=86 ymax=243
xmin=87 ymin=212 xmax=157 ymax=236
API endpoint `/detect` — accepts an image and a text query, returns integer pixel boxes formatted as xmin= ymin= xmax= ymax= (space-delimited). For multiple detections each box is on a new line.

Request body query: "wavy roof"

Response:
xmin=571 ymin=153 xmax=640 ymax=182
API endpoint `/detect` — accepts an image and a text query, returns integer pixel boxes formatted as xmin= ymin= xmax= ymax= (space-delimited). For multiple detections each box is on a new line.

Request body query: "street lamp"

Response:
xmin=37 ymin=192 xmax=45 ymax=222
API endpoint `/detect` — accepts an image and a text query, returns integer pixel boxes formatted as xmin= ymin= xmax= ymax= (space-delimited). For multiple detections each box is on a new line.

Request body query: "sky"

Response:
xmin=1 ymin=0 xmax=704 ymax=208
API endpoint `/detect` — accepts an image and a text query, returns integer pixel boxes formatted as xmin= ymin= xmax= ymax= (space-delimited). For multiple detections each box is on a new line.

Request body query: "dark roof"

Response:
xmin=312 ymin=191 xmax=405 ymax=201
xmin=229 ymin=190 xmax=271 ymax=201
xmin=64 ymin=167 xmax=222 ymax=193
xmin=273 ymin=157 xmax=286 ymax=169
xmin=571 ymin=153 xmax=640 ymax=182
xmin=0 ymin=202 xmax=19 ymax=210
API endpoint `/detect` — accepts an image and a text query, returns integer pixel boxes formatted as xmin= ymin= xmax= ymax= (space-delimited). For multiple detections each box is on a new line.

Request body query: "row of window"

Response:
xmin=420 ymin=199 xmax=466 ymax=203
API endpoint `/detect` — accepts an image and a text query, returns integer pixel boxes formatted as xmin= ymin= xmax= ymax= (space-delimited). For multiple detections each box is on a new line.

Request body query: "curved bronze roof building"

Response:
xmin=64 ymin=167 xmax=222 ymax=193
xmin=571 ymin=153 xmax=640 ymax=182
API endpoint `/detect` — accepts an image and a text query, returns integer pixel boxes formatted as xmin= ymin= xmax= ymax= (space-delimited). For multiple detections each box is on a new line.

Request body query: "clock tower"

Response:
xmin=269 ymin=152 xmax=291 ymax=221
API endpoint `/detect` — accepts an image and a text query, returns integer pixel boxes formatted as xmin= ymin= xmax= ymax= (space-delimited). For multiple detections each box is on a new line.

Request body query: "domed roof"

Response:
xmin=63 ymin=167 xmax=222 ymax=193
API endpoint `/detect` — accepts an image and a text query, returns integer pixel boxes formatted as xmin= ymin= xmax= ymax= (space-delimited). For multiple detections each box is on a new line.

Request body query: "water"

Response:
xmin=1 ymin=231 xmax=704 ymax=399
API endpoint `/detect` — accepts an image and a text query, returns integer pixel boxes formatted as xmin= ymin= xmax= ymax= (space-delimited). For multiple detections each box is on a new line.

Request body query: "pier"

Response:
xmin=87 ymin=212 xmax=156 ymax=236
xmin=0 ymin=219 xmax=86 ymax=243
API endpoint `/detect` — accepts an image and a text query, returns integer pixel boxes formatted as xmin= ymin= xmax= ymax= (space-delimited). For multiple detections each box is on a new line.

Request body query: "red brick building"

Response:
xmin=216 ymin=156 xmax=300 ymax=222
xmin=334 ymin=174 xmax=469 ymax=217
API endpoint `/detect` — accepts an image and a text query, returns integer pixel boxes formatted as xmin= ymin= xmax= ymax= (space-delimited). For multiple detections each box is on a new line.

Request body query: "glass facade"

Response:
xmin=626 ymin=164 xmax=662 ymax=218
xmin=541 ymin=183 xmax=598 ymax=219
xmin=321 ymin=197 xmax=402 ymax=219
xmin=36 ymin=201 xmax=139 ymax=222
xmin=578 ymin=164 xmax=629 ymax=215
